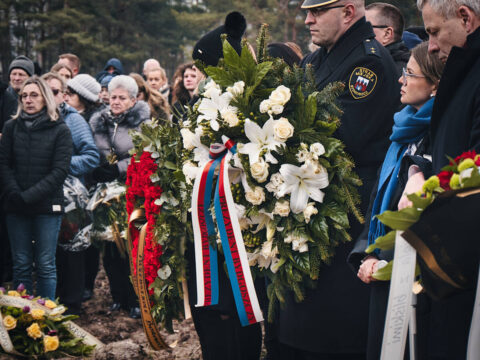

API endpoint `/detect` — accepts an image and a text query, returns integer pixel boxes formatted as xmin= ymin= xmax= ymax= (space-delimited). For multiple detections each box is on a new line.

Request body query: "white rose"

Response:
xmin=310 ymin=142 xmax=326 ymax=159
xmin=292 ymin=238 xmax=309 ymax=253
xmin=182 ymin=161 xmax=200 ymax=183
xmin=296 ymin=149 xmax=309 ymax=163
xmin=270 ymin=173 xmax=284 ymax=187
xmin=273 ymin=117 xmax=294 ymax=142
xmin=203 ymin=80 xmax=221 ymax=98
xmin=269 ymin=85 xmax=291 ymax=106
xmin=180 ymin=128 xmax=196 ymax=150
xmin=245 ymin=186 xmax=265 ymax=205
xmin=221 ymin=108 xmax=240 ymax=127
xmin=259 ymin=99 xmax=271 ymax=113
xmin=226 ymin=81 xmax=245 ymax=96
xmin=303 ymin=202 xmax=318 ymax=223
xmin=273 ymin=200 xmax=290 ymax=217
xmin=250 ymin=159 xmax=269 ymax=183
xmin=270 ymin=104 xmax=284 ymax=115
xmin=265 ymin=182 xmax=277 ymax=194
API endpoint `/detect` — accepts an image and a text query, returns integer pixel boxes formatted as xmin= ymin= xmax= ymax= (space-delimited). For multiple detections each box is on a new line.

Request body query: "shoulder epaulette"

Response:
xmin=363 ymin=39 xmax=381 ymax=57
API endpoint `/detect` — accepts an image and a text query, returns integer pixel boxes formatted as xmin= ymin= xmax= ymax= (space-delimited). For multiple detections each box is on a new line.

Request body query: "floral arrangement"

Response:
xmin=0 ymin=285 xmax=96 ymax=358
xmin=183 ymin=28 xmax=362 ymax=321
xmin=126 ymin=120 xmax=189 ymax=333
xmin=367 ymin=150 xmax=480 ymax=280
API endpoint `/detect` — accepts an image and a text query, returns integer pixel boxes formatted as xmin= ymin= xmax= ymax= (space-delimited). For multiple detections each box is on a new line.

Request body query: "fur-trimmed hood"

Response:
xmin=90 ymin=100 xmax=150 ymax=134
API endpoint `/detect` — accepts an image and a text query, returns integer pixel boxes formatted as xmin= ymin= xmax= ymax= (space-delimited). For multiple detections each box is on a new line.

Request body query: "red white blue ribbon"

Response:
xmin=192 ymin=136 xmax=263 ymax=326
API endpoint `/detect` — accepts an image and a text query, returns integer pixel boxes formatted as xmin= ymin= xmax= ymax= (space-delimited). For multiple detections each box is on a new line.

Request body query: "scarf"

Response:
xmin=368 ymin=98 xmax=435 ymax=246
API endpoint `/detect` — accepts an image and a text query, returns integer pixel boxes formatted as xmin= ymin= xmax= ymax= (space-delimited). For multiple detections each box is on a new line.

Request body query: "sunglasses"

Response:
xmin=371 ymin=25 xmax=389 ymax=29
xmin=51 ymin=89 xmax=62 ymax=96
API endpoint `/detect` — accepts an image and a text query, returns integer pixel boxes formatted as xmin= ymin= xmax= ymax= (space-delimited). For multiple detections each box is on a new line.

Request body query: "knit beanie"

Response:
xmin=9 ymin=56 xmax=35 ymax=76
xmin=192 ymin=12 xmax=247 ymax=67
xmin=100 ymin=74 xmax=115 ymax=88
xmin=67 ymin=74 xmax=101 ymax=103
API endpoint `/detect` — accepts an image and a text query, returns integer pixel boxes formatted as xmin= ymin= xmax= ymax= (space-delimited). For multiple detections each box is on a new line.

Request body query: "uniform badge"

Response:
xmin=348 ymin=67 xmax=377 ymax=99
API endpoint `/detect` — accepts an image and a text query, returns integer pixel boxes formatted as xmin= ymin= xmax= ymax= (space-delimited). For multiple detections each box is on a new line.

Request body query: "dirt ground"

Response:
xmin=74 ymin=267 xmax=202 ymax=360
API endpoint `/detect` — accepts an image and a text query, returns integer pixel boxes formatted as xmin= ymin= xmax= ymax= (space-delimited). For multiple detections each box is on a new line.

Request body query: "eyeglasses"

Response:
xmin=307 ymin=5 xmax=345 ymax=17
xmin=65 ymin=89 xmax=76 ymax=96
xmin=402 ymin=67 xmax=426 ymax=83
xmin=371 ymin=25 xmax=389 ymax=29
xmin=51 ymin=89 xmax=61 ymax=96
xmin=21 ymin=92 xmax=40 ymax=100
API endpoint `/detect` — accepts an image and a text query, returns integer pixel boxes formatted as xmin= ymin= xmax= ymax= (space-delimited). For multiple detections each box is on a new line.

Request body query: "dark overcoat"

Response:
xmin=277 ymin=17 xmax=400 ymax=354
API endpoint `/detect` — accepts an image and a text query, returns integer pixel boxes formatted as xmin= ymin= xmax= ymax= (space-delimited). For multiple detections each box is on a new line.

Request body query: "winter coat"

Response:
xmin=60 ymin=103 xmax=100 ymax=178
xmin=89 ymin=100 xmax=150 ymax=178
xmin=386 ymin=41 xmax=410 ymax=78
xmin=96 ymin=58 xmax=124 ymax=83
xmin=0 ymin=109 xmax=73 ymax=214
xmin=0 ymin=82 xmax=17 ymax=131
xmin=278 ymin=18 xmax=400 ymax=354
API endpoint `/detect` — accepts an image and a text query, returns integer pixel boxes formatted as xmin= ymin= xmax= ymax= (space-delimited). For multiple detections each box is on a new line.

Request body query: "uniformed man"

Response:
xmin=277 ymin=1 xmax=400 ymax=359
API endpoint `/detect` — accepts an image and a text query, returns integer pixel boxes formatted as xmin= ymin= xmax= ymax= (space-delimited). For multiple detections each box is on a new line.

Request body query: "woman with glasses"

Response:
xmin=348 ymin=42 xmax=445 ymax=360
xmin=0 ymin=76 xmax=73 ymax=299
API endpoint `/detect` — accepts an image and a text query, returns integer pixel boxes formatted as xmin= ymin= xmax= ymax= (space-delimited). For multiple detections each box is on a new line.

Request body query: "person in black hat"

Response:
xmin=276 ymin=1 xmax=400 ymax=359
xmin=188 ymin=11 xmax=262 ymax=360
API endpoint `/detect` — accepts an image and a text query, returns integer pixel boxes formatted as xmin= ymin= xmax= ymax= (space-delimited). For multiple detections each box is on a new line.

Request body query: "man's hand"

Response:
xmin=398 ymin=171 xmax=425 ymax=210
xmin=357 ymin=256 xmax=379 ymax=284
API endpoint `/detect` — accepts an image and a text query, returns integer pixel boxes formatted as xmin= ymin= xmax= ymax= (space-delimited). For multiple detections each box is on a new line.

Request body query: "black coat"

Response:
xmin=0 ymin=83 xmax=17 ymax=131
xmin=277 ymin=17 xmax=400 ymax=354
xmin=0 ymin=110 xmax=73 ymax=215
xmin=386 ymin=41 xmax=410 ymax=78
xmin=429 ymin=26 xmax=480 ymax=174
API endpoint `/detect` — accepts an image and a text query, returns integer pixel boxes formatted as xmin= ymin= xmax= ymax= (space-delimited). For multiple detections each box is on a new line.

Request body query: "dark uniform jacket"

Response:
xmin=0 ymin=110 xmax=72 ymax=215
xmin=278 ymin=17 xmax=400 ymax=354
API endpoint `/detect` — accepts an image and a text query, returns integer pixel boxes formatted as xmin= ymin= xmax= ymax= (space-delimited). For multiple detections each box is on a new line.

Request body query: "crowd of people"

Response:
xmin=0 ymin=0 xmax=479 ymax=359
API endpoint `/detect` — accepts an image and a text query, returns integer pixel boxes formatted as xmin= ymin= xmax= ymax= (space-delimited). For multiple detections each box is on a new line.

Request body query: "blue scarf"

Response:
xmin=367 ymin=98 xmax=435 ymax=246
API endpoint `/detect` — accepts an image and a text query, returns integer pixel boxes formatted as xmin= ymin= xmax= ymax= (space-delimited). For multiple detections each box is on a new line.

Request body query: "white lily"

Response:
xmin=238 ymin=118 xmax=284 ymax=165
xmin=197 ymin=91 xmax=234 ymax=131
xmin=278 ymin=161 xmax=329 ymax=214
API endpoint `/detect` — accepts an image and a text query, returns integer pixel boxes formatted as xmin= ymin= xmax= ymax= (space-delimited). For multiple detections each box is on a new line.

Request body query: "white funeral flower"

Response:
xmin=226 ymin=81 xmax=245 ymax=97
xmin=238 ymin=118 xmax=284 ymax=165
xmin=265 ymin=172 xmax=284 ymax=197
xmin=245 ymin=186 xmax=266 ymax=205
xmin=250 ymin=158 xmax=270 ymax=183
xmin=203 ymin=79 xmax=222 ymax=99
xmin=180 ymin=128 xmax=197 ymax=150
xmin=278 ymin=161 xmax=329 ymax=213
xmin=259 ymin=100 xmax=271 ymax=113
xmin=273 ymin=200 xmax=290 ymax=217
xmin=284 ymin=233 xmax=309 ymax=253
xmin=270 ymin=104 xmax=284 ymax=115
xmin=221 ymin=108 xmax=240 ymax=127
xmin=303 ymin=202 xmax=318 ymax=223
xmin=182 ymin=161 xmax=200 ymax=183
xmin=296 ymin=149 xmax=310 ymax=163
xmin=273 ymin=117 xmax=294 ymax=142
xmin=269 ymin=85 xmax=291 ymax=106
xmin=197 ymin=90 xmax=234 ymax=131
xmin=310 ymin=142 xmax=326 ymax=160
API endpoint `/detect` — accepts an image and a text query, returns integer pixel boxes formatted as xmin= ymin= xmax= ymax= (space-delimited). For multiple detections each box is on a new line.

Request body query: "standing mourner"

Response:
xmin=348 ymin=42 xmax=444 ymax=360
xmin=51 ymin=63 xmax=73 ymax=82
xmin=65 ymin=74 xmax=103 ymax=123
xmin=7 ymin=56 xmax=35 ymax=100
xmin=57 ymin=53 xmax=81 ymax=77
xmin=277 ymin=1 xmax=400 ymax=359
xmin=366 ymin=2 xmax=411 ymax=76
xmin=398 ymin=0 xmax=480 ymax=358
xmin=129 ymin=73 xmax=170 ymax=121
xmin=89 ymin=75 xmax=150 ymax=318
xmin=42 ymin=72 xmax=100 ymax=314
xmin=171 ymin=63 xmax=199 ymax=118
xmin=0 ymin=76 xmax=73 ymax=300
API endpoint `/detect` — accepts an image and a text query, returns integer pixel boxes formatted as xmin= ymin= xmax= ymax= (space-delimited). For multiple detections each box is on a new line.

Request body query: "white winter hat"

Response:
xmin=67 ymin=74 xmax=101 ymax=103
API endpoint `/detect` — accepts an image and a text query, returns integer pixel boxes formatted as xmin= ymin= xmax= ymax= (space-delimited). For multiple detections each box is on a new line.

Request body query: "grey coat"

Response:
xmin=90 ymin=100 xmax=150 ymax=177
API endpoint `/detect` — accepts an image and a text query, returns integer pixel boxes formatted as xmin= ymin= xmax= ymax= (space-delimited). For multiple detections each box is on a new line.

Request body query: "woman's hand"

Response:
xmin=398 ymin=171 xmax=425 ymax=210
xmin=357 ymin=256 xmax=379 ymax=284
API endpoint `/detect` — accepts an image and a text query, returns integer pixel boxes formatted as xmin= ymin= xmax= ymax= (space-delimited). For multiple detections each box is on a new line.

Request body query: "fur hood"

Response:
xmin=90 ymin=100 xmax=150 ymax=134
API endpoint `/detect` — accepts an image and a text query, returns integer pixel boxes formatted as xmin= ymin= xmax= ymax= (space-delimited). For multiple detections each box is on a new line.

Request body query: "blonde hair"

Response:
xmin=50 ymin=63 xmax=73 ymax=79
xmin=14 ymin=76 xmax=59 ymax=121
xmin=41 ymin=72 xmax=66 ymax=92
xmin=146 ymin=67 xmax=168 ymax=83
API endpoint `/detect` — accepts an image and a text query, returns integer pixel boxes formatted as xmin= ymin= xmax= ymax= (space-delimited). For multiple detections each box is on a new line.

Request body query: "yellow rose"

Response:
xmin=7 ymin=290 xmax=20 ymax=297
xmin=3 ymin=315 xmax=17 ymax=330
xmin=30 ymin=309 xmax=45 ymax=320
xmin=27 ymin=322 xmax=42 ymax=339
xmin=273 ymin=118 xmax=294 ymax=142
xmin=44 ymin=335 xmax=60 ymax=352
xmin=44 ymin=300 xmax=57 ymax=309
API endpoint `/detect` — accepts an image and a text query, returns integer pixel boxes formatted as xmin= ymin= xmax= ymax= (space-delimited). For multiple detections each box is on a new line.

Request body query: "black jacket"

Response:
xmin=429 ymin=27 xmax=480 ymax=174
xmin=386 ymin=41 xmax=410 ymax=78
xmin=278 ymin=17 xmax=400 ymax=354
xmin=0 ymin=83 xmax=17 ymax=131
xmin=0 ymin=110 xmax=73 ymax=214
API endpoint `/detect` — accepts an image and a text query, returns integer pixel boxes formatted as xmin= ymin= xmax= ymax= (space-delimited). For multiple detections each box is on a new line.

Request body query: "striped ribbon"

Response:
xmin=192 ymin=136 xmax=263 ymax=326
